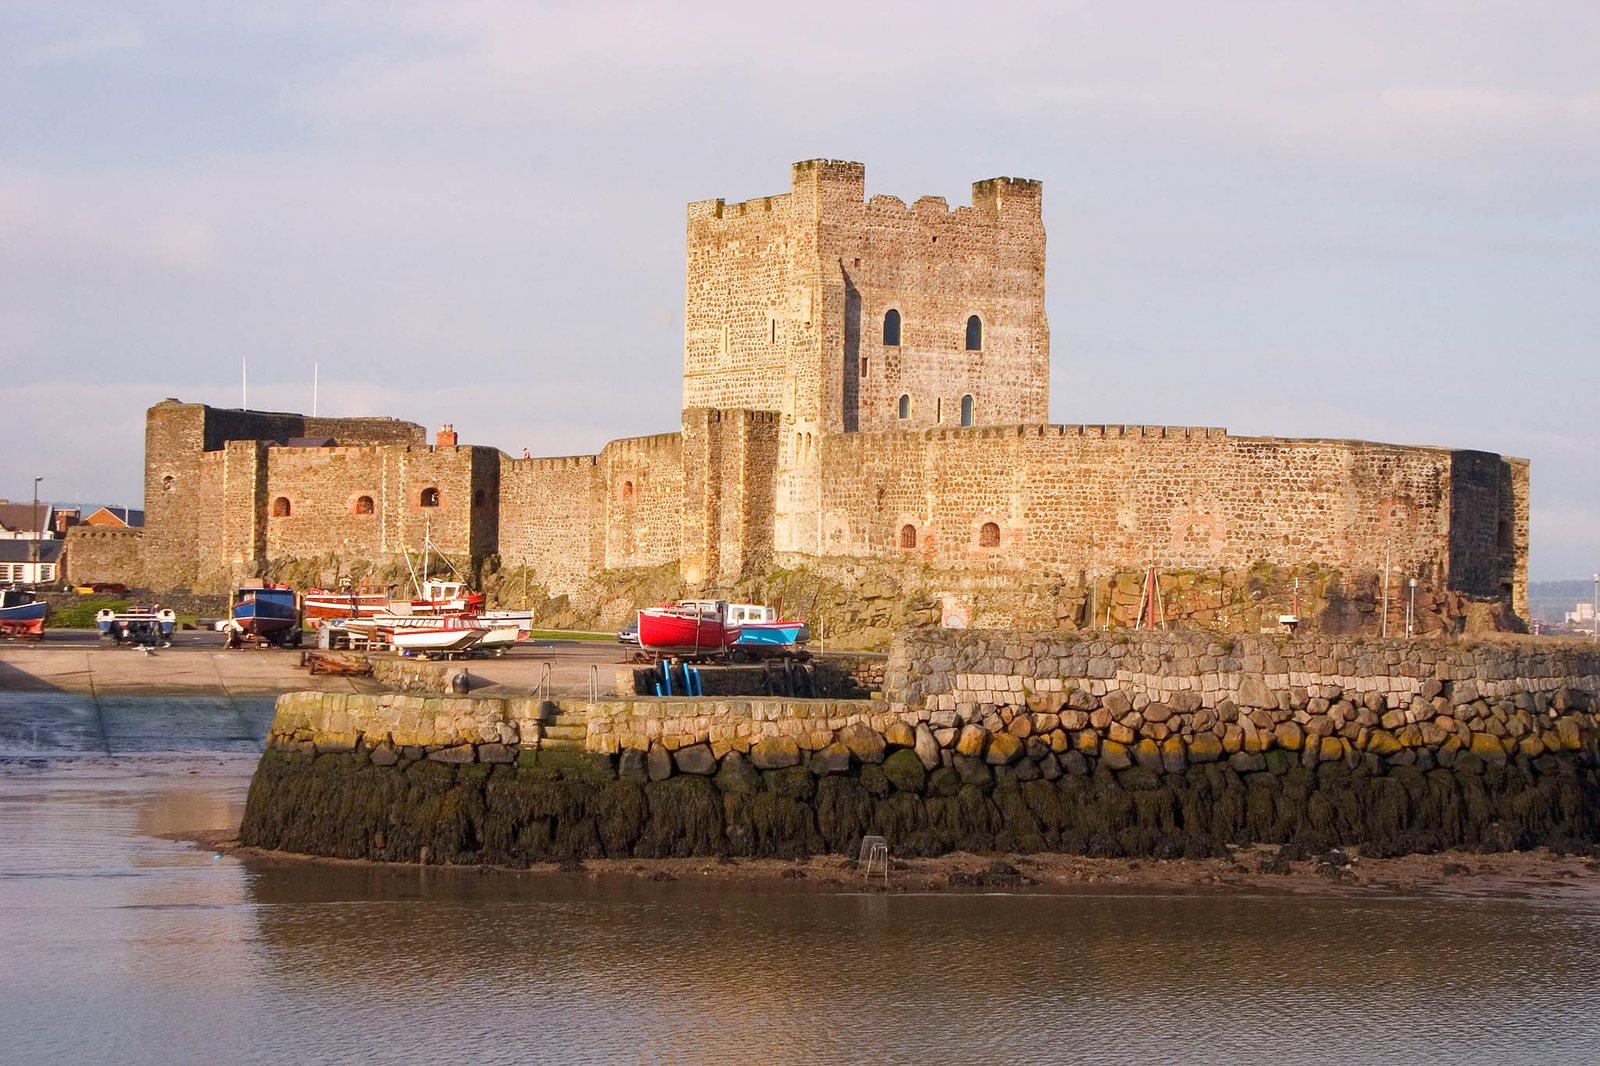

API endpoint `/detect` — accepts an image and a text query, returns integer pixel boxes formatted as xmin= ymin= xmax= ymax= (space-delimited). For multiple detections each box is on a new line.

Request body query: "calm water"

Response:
xmin=4 ymin=757 xmax=1600 ymax=1065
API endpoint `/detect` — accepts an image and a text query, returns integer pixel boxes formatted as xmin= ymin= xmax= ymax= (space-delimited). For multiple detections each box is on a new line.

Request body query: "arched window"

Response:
xmin=897 ymin=394 xmax=911 ymax=420
xmin=965 ymin=315 xmax=982 ymax=351
xmin=161 ymin=475 xmax=175 ymax=494
xmin=420 ymin=487 xmax=440 ymax=508
xmin=271 ymin=497 xmax=291 ymax=517
xmin=960 ymin=394 xmax=974 ymax=427
xmin=620 ymin=480 xmax=636 ymax=503
xmin=354 ymin=496 xmax=374 ymax=515
xmin=883 ymin=309 xmax=901 ymax=346
xmin=900 ymin=524 xmax=917 ymax=549
xmin=979 ymin=521 xmax=1000 ymax=548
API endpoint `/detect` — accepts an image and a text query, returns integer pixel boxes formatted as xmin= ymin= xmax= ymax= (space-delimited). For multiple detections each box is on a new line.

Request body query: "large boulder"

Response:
xmin=955 ymin=725 xmax=989 ymax=758
xmin=750 ymin=736 xmax=802 ymax=769
xmin=673 ymin=743 xmax=716 ymax=775
xmin=838 ymin=723 xmax=887 ymax=763
xmin=1237 ymin=676 xmax=1275 ymax=709
xmin=647 ymin=743 xmax=674 ymax=781
xmin=714 ymin=751 xmax=762 ymax=793
xmin=984 ymin=732 xmax=1024 ymax=766
xmin=882 ymin=749 xmax=927 ymax=792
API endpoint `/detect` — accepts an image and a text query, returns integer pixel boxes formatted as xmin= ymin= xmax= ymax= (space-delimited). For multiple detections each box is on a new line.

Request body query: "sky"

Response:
xmin=1 ymin=1 xmax=1595 ymax=580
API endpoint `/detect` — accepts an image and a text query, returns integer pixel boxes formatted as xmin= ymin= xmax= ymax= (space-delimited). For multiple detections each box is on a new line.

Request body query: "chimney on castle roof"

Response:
xmin=436 ymin=423 xmax=457 ymax=448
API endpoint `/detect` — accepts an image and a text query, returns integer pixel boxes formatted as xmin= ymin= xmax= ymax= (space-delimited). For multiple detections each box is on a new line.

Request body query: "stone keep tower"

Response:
xmin=683 ymin=159 xmax=1049 ymax=562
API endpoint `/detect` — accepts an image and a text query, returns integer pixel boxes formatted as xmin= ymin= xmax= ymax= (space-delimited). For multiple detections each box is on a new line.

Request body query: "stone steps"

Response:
xmin=537 ymin=713 xmax=588 ymax=751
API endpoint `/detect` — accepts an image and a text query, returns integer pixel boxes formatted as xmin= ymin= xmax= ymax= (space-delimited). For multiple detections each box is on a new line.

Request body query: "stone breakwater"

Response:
xmin=240 ymin=632 xmax=1600 ymax=865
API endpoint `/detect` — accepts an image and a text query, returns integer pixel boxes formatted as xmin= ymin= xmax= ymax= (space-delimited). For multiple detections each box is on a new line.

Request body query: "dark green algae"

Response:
xmin=239 ymin=745 xmax=1600 ymax=866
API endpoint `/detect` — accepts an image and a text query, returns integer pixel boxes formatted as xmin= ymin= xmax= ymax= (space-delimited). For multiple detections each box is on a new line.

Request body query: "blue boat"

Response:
xmin=726 ymin=603 xmax=809 ymax=654
xmin=95 ymin=606 xmax=176 ymax=647
xmin=0 ymin=588 xmax=48 ymax=638
xmin=226 ymin=584 xmax=302 ymax=648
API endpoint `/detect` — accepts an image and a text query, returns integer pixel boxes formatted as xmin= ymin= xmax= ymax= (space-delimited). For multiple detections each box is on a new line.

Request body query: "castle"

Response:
xmin=67 ymin=160 xmax=1529 ymax=626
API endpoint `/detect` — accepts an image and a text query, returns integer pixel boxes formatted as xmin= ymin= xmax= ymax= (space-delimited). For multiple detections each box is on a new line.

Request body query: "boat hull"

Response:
xmin=227 ymin=587 xmax=302 ymax=647
xmin=304 ymin=591 xmax=390 ymax=625
xmin=231 ymin=597 xmax=298 ymax=635
xmin=0 ymin=599 xmax=47 ymax=637
xmin=735 ymin=621 xmax=809 ymax=650
xmin=637 ymin=608 xmax=742 ymax=656
xmin=391 ymin=627 xmax=485 ymax=653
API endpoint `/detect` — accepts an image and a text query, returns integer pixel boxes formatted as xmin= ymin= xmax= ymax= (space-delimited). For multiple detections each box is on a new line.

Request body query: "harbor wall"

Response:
xmin=240 ymin=632 xmax=1600 ymax=864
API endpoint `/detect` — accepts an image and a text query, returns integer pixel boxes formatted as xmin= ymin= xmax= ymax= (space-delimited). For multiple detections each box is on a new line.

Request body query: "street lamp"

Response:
xmin=1592 ymin=573 xmax=1598 ymax=645
xmin=1407 ymin=577 xmax=1418 ymax=637
xmin=31 ymin=476 xmax=42 ymax=586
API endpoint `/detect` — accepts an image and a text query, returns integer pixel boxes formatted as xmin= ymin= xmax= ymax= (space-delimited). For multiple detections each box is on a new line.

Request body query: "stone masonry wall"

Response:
xmin=497 ymin=454 xmax=604 ymax=594
xmin=814 ymin=424 xmax=1527 ymax=604
xmin=243 ymin=631 xmax=1600 ymax=865
xmin=142 ymin=400 xmax=428 ymax=591
xmin=61 ymin=526 xmax=145 ymax=585
xmin=600 ymin=433 xmax=684 ymax=571
xmin=686 ymin=160 xmax=1049 ymax=560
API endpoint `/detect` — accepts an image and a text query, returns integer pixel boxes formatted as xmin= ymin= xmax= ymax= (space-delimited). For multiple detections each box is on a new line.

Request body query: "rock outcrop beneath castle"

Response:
xmin=240 ymin=631 xmax=1600 ymax=864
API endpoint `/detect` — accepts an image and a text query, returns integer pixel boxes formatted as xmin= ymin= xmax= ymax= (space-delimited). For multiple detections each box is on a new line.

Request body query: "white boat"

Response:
xmin=390 ymin=627 xmax=485 ymax=654
xmin=475 ymin=625 xmax=522 ymax=654
xmin=478 ymin=609 xmax=535 ymax=635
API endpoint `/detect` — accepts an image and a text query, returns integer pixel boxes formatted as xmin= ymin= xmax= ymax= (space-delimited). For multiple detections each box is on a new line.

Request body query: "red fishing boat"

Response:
xmin=303 ymin=584 xmax=391 ymax=626
xmin=636 ymin=600 xmax=743 ymax=658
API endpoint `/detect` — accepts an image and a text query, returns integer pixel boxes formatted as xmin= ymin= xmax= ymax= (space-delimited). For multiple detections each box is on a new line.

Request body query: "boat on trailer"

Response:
xmin=0 ymin=588 xmax=48 ymax=639
xmin=390 ymin=626 xmax=486 ymax=656
xmin=96 ymin=606 xmax=176 ymax=647
xmin=303 ymin=584 xmax=391 ymax=626
xmin=636 ymin=600 xmax=743 ymax=658
xmin=726 ymin=602 xmax=809 ymax=655
xmin=225 ymin=583 xmax=303 ymax=648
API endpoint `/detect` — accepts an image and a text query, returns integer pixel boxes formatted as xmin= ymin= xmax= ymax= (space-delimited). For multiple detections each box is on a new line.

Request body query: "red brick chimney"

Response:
xmin=436 ymin=423 xmax=457 ymax=448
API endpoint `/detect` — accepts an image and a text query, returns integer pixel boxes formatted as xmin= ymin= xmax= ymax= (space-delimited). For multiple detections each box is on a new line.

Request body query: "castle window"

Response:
xmin=979 ymin=521 xmax=1001 ymax=548
xmin=860 ymin=357 xmax=868 ymax=378
xmin=897 ymin=394 xmax=911 ymax=420
xmin=621 ymin=480 xmax=636 ymax=504
xmin=473 ymin=489 xmax=487 ymax=507
xmin=271 ymin=497 xmax=291 ymax=518
xmin=883 ymin=309 xmax=901 ymax=347
xmin=961 ymin=394 xmax=974 ymax=427
xmin=354 ymin=496 xmax=374 ymax=515
xmin=161 ymin=475 xmax=175 ymax=493
xmin=965 ymin=315 xmax=983 ymax=351
xmin=420 ymin=487 xmax=440 ymax=508
xmin=900 ymin=524 xmax=917 ymax=549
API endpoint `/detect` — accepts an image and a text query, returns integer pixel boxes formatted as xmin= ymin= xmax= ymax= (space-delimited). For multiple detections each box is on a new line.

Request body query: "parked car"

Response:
xmin=616 ymin=619 xmax=639 ymax=646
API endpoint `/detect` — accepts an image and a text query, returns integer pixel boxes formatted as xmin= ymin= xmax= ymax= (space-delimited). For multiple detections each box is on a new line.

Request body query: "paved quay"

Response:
xmin=0 ymin=629 xmax=634 ymax=757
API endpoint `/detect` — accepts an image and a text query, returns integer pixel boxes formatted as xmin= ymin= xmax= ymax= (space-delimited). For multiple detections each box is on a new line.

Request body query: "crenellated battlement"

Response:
xmin=601 ymin=432 xmax=683 ymax=460
xmin=505 ymin=453 xmax=600 ymax=472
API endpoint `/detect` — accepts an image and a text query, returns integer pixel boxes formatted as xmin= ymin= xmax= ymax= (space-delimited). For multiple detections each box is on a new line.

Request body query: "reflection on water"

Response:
xmin=4 ymin=759 xmax=1600 ymax=1065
